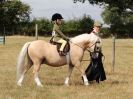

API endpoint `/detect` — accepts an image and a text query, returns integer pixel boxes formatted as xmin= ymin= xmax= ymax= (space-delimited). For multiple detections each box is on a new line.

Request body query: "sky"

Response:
xmin=21 ymin=0 xmax=104 ymax=22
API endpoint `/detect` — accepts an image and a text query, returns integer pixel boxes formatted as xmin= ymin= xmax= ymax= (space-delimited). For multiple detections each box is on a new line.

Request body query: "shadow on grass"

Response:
xmin=111 ymin=80 xmax=128 ymax=85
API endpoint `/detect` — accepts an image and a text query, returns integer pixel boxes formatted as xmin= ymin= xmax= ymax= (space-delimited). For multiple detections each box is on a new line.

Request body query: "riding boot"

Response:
xmin=59 ymin=51 xmax=66 ymax=56
xmin=62 ymin=51 xmax=67 ymax=55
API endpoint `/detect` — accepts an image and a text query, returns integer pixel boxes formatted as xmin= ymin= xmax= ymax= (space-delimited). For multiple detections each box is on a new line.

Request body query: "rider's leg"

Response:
xmin=57 ymin=39 xmax=67 ymax=51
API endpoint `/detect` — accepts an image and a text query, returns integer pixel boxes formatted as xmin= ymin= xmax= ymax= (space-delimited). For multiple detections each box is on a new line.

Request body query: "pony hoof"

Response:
xmin=37 ymin=84 xmax=43 ymax=87
xmin=65 ymin=84 xmax=70 ymax=86
xmin=85 ymin=83 xmax=89 ymax=86
xmin=17 ymin=82 xmax=22 ymax=87
xmin=84 ymin=82 xmax=89 ymax=86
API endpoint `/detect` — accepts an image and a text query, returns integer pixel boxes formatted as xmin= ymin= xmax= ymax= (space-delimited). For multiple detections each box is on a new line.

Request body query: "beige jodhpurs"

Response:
xmin=57 ymin=39 xmax=67 ymax=51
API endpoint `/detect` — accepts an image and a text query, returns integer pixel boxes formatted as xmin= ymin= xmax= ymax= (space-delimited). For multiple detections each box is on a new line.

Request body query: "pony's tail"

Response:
xmin=16 ymin=42 xmax=31 ymax=81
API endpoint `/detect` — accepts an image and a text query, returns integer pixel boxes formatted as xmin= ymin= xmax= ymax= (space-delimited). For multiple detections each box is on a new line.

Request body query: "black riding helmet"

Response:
xmin=51 ymin=13 xmax=63 ymax=21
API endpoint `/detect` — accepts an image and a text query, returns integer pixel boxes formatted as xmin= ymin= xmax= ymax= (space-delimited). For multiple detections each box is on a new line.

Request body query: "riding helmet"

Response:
xmin=51 ymin=13 xmax=63 ymax=21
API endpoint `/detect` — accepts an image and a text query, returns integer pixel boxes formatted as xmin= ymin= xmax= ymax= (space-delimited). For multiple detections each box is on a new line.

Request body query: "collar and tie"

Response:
xmin=92 ymin=30 xmax=99 ymax=37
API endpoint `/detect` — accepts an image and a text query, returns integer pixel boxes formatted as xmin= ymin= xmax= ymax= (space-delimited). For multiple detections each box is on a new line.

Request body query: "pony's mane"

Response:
xmin=71 ymin=33 xmax=90 ymax=43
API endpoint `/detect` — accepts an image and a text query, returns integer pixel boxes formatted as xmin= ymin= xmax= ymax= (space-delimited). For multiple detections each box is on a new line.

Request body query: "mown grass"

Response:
xmin=0 ymin=36 xmax=133 ymax=99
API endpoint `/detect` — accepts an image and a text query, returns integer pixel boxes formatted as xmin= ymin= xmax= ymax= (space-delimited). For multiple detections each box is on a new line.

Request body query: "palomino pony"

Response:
xmin=16 ymin=33 xmax=101 ymax=87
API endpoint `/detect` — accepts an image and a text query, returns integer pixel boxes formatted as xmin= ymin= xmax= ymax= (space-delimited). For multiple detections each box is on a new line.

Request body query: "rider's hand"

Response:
xmin=66 ymin=38 xmax=70 ymax=41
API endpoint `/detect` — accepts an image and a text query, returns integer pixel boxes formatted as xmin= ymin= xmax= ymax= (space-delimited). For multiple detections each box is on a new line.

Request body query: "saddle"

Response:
xmin=50 ymin=38 xmax=70 ymax=56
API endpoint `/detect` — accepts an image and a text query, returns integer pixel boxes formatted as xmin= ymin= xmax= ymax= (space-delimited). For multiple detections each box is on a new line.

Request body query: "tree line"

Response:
xmin=0 ymin=0 xmax=132 ymax=38
xmin=74 ymin=0 xmax=133 ymax=38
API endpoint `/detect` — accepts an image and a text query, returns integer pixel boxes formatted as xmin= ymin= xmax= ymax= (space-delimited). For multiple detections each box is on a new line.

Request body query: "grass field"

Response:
xmin=0 ymin=36 xmax=133 ymax=99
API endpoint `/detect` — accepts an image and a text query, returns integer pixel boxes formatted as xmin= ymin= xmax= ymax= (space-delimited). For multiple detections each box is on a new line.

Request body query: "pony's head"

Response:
xmin=71 ymin=33 xmax=101 ymax=52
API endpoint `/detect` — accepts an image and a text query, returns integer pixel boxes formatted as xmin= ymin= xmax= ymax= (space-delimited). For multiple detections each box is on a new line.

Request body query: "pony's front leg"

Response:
xmin=82 ymin=74 xmax=89 ymax=86
xmin=33 ymin=63 xmax=43 ymax=87
xmin=75 ymin=62 xmax=89 ymax=86
xmin=65 ymin=65 xmax=74 ymax=86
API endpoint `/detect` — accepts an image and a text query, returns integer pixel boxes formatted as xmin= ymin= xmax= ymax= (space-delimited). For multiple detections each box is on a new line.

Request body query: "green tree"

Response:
xmin=62 ymin=19 xmax=80 ymax=36
xmin=22 ymin=18 xmax=52 ymax=36
xmin=62 ymin=15 xmax=94 ymax=36
xmin=102 ymin=6 xmax=133 ymax=37
xmin=33 ymin=18 xmax=52 ymax=36
xmin=0 ymin=0 xmax=31 ymax=35
xmin=79 ymin=14 xmax=93 ymax=33
xmin=74 ymin=0 xmax=133 ymax=38
xmin=73 ymin=0 xmax=133 ymax=13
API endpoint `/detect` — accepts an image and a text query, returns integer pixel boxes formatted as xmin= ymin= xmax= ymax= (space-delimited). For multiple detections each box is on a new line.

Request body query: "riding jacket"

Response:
xmin=52 ymin=23 xmax=69 ymax=41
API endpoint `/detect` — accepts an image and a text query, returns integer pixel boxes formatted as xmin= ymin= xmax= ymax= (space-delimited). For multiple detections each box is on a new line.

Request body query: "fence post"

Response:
xmin=0 ymin=27 xmax=6 ymax=45
xmin=3 ymin=26 xmax=5 ymax=45
xmin=112 ymin=35 xmax=115 ymax=72
xmin=35 ymin=24 xmax=38 ymax=40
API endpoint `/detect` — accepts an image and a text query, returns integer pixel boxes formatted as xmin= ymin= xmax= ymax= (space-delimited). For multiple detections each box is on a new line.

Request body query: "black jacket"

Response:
xmin=85 ymin=52 xmax=106 ymax=83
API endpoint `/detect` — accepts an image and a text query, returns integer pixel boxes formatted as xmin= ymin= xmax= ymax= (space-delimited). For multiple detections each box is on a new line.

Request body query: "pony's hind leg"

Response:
xmin=17 ymin=72 xmax=25 ymax=86
xmin=17 ymin=63 xmax=33 ymax=86
xmin=33 ymin=62 xmax=43 ymax=87
xmin=65 ymin=64 xmax=74 ymax=86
